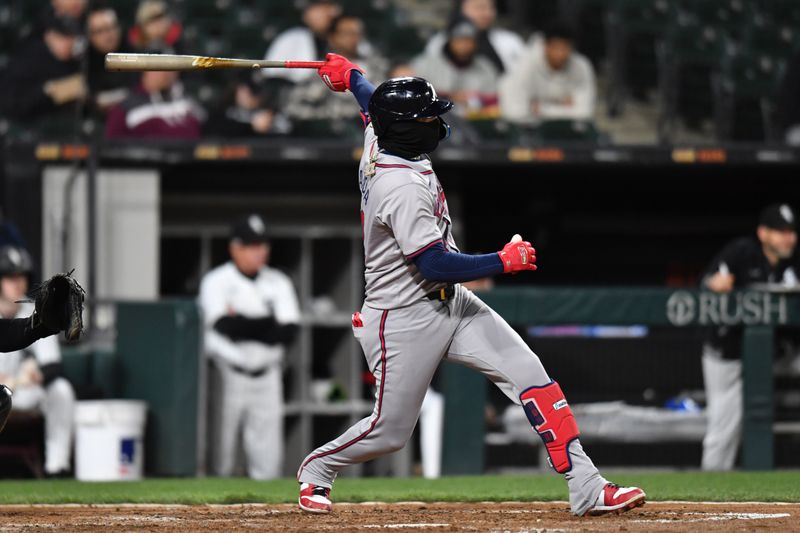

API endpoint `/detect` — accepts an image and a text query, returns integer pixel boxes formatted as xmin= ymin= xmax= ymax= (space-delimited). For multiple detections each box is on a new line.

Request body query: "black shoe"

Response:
xmin=44 ymin=469 xmax=72 ymax=479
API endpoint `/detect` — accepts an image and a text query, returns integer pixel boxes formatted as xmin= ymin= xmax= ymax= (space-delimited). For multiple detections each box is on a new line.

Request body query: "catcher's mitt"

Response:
xmin=29 ymin=271 xmax=85 ymax=341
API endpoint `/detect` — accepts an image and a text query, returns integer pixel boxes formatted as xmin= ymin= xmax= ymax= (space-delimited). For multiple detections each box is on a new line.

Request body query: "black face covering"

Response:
xmin=378 ymin=118 xmax=445 ymax=159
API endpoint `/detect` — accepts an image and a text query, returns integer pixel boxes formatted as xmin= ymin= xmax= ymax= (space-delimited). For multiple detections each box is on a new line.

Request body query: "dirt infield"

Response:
xmin=0 ymin=502 xmax=797 ymax=532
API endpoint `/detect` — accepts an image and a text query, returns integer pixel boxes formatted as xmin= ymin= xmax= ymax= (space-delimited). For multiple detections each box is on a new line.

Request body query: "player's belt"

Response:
xmin=425 ymin=285 xmax=455 ymax=302
xmin=230 ymin=364 xmax=268 ymax=378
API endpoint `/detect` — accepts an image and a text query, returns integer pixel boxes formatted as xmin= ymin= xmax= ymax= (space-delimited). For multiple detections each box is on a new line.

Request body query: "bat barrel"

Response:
xmin=105 ymin=53 xmax=326 ymax=71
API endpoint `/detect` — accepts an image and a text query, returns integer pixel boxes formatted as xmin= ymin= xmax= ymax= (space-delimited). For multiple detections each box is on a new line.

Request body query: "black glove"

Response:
xmin=28 ymin=271 xmax=85 ymax=341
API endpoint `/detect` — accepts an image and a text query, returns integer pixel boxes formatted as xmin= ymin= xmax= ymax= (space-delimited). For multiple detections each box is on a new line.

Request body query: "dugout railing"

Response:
xmin=442 ymin=287 xmax=800 ymax=473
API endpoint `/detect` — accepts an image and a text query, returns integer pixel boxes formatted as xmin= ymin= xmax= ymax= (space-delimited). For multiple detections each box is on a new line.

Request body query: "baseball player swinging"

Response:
xmin=297 ymin=54 xmax=646 ymax=517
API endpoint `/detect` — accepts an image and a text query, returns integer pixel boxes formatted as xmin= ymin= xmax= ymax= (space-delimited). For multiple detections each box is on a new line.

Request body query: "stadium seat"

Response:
xmin=226 ymin=25 xmax=271 ymax=58
xmin=743 ymin=13 xmax=800 ymax=59
xmin=289 ymin=118 xmax=363 ymax=141
xmin=538 ymin=119 xmax=601 ymax=142
xmin=182 ymin=19 xmax=230 ymax=57
xmin=656 ymin=13 xmax=726 ymax=141
xmin=562 ymin=0 xmax=609 ymax=70
xmin=713 ymin=46 xmax=785 ymax=141
xmin=762 ymin=0 xmax=800 ymax=26
xmin=468 ymin=119 xmax=521 ymax=143
xmin=605 ymin=0 xmax=677 ymax=116
xmin=675 ymin=0 xmax=753 ymax=39
xmin=174 ymin=0 xmax=231 ymax=21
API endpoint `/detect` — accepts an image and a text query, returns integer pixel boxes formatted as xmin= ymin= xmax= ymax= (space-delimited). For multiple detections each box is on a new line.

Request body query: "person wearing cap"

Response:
xmin=198 ymin=214 xmax=300 ymax=479
xmin=261 ymin=0 xmax=342 ymax=84
xmin=0 ymin=245 xmax=76 ymax=476
xmin=126 ymin=0 xmax=183 ymax=54
xmin=412 ymin=16 xmax=500 ymax=114
xmin=700 ymin=203 xmax=799 ymax=470
xmin=0 ymin=13 xmax=86 ymax=132
xmin=499 ymin=21 xmax=596 ymax=123
xmin=424 ymin=0 xmax=525 ymax=75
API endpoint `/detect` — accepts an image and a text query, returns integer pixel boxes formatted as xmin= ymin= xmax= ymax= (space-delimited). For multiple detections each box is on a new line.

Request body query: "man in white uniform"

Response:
xmin=0 ymin=245 xmax=75 ymax=476
xmin=199 ymin=214 xmax=300 ymax=479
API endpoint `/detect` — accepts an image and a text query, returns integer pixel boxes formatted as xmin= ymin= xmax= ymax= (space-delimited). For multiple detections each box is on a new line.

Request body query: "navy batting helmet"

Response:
xmin=368 ymin=77 xmax=453 ymax=138
xmin=0 ymin=245 xmax=33 ymax=277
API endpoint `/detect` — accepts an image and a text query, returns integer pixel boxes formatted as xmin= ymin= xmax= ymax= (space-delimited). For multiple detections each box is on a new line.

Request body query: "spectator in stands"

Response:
xmin=262 ymin=0 xmax=341 ymax=84
xmin=87 ymin=4 xmax=134 ymax=114
xmin=105 ymin=70 xmax=205 ymax=139
xmin=327 ymin=13 xmax=387 ymax=79
xmin=206 ymin=73 xmax=289 ymax=137
xmin=700 ymin=204 xmax=799 ymax=471
xmin=199 ymin=214 xmax=300 ymax=479
xmin=0 ymin=245 xmax=76 ymax=477
xmin=425 ymin=0 xmax=525 ymax=74
xmin=412 ymin=16 xmax=499 ymax=115
xmin=35 ymin=0 xmax=87 ymax=35
xmin=499 ymin=22 xmax=596 ymax=124
xmin=51 ymin=0 xmax=87 ymax=21
xmin=1 ymin=14 xmax=85 ymax=133
xmin=284 ymin=13 xmax=388 ymax=122
xmin=778 ymin=51 xmax=800 ymax=146
xmin=126 ymin=0 xmax=183 ymax=54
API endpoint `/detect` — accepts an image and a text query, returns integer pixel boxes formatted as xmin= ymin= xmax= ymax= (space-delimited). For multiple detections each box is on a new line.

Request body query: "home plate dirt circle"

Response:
xmin=0 ymin=502 xmax=796 ymax=531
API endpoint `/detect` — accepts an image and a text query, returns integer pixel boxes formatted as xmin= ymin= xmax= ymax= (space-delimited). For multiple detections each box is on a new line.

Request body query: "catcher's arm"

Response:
xmin=0 ymin=317 xmax=54 ymax=352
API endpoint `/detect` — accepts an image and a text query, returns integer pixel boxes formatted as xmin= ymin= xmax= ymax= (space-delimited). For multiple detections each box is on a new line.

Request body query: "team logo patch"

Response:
xmin=780 ymin=204 xmax=794 ymax=224
xmin=553 ymin=399 xmax=568 ymax=410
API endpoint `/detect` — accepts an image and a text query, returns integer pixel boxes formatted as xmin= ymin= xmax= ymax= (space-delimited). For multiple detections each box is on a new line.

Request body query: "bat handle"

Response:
xmin=284 ymin=60 xmax=327 ymax=69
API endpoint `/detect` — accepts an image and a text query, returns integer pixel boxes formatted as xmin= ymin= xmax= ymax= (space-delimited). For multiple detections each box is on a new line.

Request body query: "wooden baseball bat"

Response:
xmin=105 ymin=53 xmax=326 ymax=72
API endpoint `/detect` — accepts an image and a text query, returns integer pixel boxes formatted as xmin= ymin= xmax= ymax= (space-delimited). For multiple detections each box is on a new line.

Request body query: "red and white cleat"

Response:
xmin=298 ymin=483 xmax=332 ymax=514
xmin=585 ymin=483 xmax=646 ymax=516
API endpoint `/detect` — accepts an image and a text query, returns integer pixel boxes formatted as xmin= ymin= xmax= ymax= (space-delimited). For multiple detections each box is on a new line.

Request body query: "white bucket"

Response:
xmin=74 ymin=400 xmax=147 ymax=481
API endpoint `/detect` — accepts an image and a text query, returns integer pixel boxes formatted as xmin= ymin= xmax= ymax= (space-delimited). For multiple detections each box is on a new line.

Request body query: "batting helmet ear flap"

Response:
xmin=439 ymin=117 xmax=451 ymax=140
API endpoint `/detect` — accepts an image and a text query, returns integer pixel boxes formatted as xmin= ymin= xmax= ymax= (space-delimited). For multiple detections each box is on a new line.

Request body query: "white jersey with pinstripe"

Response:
xmin=358 ymin=123 xmax=458 ymax=309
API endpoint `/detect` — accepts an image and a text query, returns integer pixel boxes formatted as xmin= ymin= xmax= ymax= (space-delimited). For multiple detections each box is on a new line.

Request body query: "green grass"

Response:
xmin=0 ymin=472 xmax=798 ymax=505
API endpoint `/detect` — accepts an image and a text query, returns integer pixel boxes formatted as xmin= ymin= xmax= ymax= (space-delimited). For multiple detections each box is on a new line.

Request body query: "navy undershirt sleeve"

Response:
xmin=350 ymin=71 xmax=375 ymax=113
xmin=413 ymin=242 xmax=504 ymax=283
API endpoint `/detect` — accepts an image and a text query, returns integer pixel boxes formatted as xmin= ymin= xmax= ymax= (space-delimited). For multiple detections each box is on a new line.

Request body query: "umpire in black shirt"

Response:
xmin=700 ymin=203 xmax=798 ymax=470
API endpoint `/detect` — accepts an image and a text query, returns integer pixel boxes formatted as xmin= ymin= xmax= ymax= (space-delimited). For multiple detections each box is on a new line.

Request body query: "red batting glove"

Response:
xmin=318 ymin=53 xmax=364 ymax=92
xmin=498 ymin=237 xmax=537 ymax=274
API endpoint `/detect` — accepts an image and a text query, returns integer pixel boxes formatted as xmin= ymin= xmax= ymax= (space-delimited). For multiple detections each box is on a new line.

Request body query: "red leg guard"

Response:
xmin=520 ymin=381 xmax=580 ymax=474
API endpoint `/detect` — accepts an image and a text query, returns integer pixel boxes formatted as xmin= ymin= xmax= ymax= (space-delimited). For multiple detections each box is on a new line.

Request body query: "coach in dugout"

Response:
xmin=0 ymin=246 xmax=76 ymax=477
xmin=199 ymin=214 xmax=300 ymax=479
xmin=700 ymin=204 xmax=799 ymax=470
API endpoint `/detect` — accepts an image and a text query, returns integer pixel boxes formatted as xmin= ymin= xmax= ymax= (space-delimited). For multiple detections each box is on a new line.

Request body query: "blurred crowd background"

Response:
xmin=1 ymin=0 xmax=800 ymax=145
xmin=0 ymin=0 xmax=799 ymax=482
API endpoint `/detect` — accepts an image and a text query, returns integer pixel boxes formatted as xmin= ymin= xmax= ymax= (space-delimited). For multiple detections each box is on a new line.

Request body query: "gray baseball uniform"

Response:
xmin=297 ymin=124 xmax=608 ymax=516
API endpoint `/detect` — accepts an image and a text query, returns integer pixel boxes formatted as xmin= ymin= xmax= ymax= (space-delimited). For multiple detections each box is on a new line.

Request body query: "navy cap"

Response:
xmin=759 ymin=203 xmax=796 ymax=230
xmin=230 ymin=214 xmax=270 ymax=244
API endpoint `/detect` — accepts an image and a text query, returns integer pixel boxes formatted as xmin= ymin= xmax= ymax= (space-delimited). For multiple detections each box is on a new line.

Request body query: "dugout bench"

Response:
xmin=443 ymin=287 xmax=800 ymax=473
